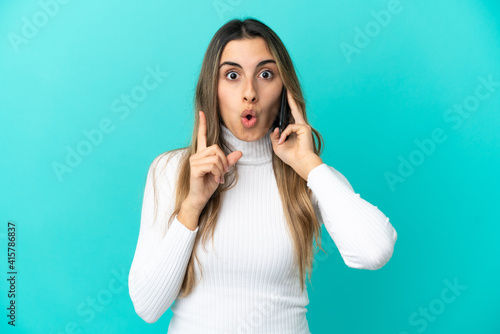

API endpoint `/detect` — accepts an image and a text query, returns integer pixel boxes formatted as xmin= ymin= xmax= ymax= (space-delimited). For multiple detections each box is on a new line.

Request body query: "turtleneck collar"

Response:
xmin=220 ymin=124 xmax=274 ymax=166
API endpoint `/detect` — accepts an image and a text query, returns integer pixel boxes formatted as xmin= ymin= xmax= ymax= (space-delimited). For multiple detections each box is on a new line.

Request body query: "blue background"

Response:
xmin=1 ymin=0 xmax=499 ymax=333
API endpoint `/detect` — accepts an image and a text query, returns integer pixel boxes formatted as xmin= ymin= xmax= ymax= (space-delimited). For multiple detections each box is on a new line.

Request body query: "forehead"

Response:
xmin=220 ymin=37 xmax=274 ymax=66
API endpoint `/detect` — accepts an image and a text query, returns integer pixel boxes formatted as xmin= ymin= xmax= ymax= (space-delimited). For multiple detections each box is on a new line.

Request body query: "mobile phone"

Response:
xmin=271 ymin=86 xmax=291 ymax=140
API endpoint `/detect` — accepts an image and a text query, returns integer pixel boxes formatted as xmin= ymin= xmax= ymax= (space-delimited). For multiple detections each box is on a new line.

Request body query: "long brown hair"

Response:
xmin=150 ymin=18 xmax=325 ymax=298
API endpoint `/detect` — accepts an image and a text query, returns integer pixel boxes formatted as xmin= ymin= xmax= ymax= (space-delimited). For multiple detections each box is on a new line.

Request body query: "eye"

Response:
xmin=225 ymin=71 xmax=239 ymax=80
xmin=260 ymin=70 xmax=274 ymax=79
xmin=224 ymin=69 xmax=275 ymax=81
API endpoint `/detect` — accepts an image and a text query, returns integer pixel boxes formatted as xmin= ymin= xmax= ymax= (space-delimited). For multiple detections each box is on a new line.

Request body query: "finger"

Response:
xmin=198 ymin=145 xmax=230 ymax=173
xmin=197 ymin=154 xmax=225 ymax=178
xmin=210 ymin=145 xmax=230 ymax=172
xmin=192 ymin=144 xmax=228 ymax=174
xmin=278 ymin=124 xmax=301 ymax=144
xmin=270 ymin=127 xmax=281 ymax=147
xmin=197 ymin=162 xmax=224 ymax=183
xmin=226 ymin=150 xmax=243 ymax=168
xmin=209 ymin=154 xmax=226 ymax=179
xmin=197 ymin=111 xmax=207 ymax=152
xmin=286 ymin=90 xmax=306 ymax=125
xmin=270 ymin=126 xmax=280 ymax=141
xmin=209 ymin=161 xmax=225 ymax=183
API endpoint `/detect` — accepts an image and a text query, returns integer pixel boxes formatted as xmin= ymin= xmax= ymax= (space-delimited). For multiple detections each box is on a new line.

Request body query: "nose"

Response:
xmin=243 ymin=78 xmax=258 ymax=103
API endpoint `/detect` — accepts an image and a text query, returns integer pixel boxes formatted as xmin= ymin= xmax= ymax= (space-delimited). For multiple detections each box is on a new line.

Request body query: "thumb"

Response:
xmin=270 ymin=127 xmax=280 ymax=146
xmin=227 ymin=150 xmax=243 ymax=168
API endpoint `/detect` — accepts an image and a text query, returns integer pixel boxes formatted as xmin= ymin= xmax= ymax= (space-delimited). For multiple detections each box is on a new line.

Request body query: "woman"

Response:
xmin=128 ymin=18 xmax=397 ymax=333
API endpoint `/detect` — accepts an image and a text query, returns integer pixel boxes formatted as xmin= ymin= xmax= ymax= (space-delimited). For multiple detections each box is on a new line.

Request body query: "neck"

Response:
xmin=220 ymin=124 xmax=273 ymax=166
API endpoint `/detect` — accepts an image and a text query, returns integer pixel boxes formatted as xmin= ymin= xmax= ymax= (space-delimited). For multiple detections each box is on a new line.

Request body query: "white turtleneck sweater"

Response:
xmin=128 ymin=124 xmax=398 ymax=333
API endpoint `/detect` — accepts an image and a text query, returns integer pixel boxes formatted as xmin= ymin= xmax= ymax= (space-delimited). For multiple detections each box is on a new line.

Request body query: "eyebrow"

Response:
xmin=218 ymin=59 xmax=276 ymax=70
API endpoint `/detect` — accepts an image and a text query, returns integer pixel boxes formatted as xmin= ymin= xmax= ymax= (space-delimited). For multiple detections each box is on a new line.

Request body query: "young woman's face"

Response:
xmin=218 ymin=37 xmax=282 ymax=142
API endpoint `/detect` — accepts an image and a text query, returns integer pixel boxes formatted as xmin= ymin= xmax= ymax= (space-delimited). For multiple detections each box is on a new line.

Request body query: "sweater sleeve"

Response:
xmin=128 ymin=151 xmax=199 ymax=323
xmin=307 ymin=163 xmax=397 ymax=270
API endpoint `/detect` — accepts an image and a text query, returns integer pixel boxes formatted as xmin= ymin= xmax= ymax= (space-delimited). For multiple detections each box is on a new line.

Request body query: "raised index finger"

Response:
xmin=287 ymin=89 xmax=306 ymax=125
xmin=197 ymin=111 xmax=207 ymax=152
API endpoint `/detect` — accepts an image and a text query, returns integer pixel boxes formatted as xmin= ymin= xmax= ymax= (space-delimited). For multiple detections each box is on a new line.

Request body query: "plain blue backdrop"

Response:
xmin=1 ymin=0 xmax=499 ymax=333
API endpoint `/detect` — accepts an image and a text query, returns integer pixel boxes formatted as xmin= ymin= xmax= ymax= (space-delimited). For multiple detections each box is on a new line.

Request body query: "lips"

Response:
xmin=241 ymin=109 xmax=257 ymax=119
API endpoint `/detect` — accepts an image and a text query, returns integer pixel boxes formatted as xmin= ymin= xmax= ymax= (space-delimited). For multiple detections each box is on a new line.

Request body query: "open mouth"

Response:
xmin=241 ymin=114 xmax=257 ymax=128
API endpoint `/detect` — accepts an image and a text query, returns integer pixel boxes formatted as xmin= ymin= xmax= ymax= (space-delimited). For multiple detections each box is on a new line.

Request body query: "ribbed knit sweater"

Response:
xmin=128 ymin=124 xmax=398 ymax=333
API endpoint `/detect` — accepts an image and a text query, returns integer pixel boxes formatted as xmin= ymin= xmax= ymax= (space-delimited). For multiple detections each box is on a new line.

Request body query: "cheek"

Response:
xmin=266 ymin=91 xmax=281 ymax=113
xmin=217 ymin=82 xmax=232 ymax=105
